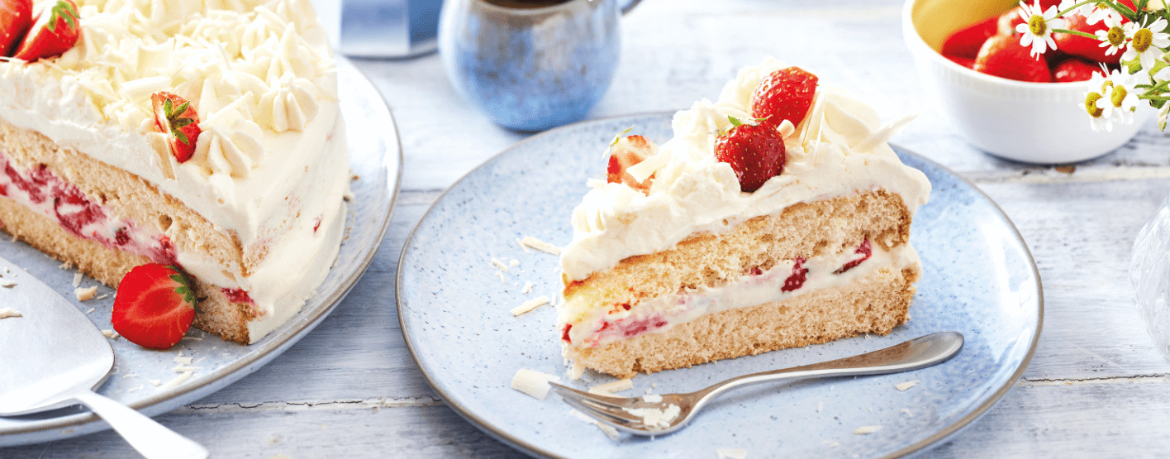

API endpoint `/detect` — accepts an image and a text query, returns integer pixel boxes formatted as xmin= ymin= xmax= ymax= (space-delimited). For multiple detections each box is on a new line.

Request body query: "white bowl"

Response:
xmin=902 ymin=0 xmax=1151 ymax=164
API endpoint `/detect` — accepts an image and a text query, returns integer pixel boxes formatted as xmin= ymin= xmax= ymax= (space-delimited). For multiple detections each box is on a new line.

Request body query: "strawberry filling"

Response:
xmin=221 ymin=287 xmax=255 ymax=305
xmin=0 ymin=152 xmax=177 ymax=265
xmin=781 ymin=257 xmax=808 ymax=292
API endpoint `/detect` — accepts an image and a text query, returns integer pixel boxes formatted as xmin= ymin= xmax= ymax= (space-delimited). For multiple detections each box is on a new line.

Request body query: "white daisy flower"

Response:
xmin=1095 ymin=14 xmax=1128 ymax=56
xmin=1123 ymin=18 xmax=1170 ymax=71
xmin=1085 ymin=72 xmax=1115 ymax=132
xmin=1016 ymin=1 xmax=1066 ymax=57
xmin=1105 ymin=69 xmax=1140 ymax=124
xmin=1083 ymin=3 xmax=1122 ymax=26
xmin=1061 ymin=0 xmax=1099 ymax=19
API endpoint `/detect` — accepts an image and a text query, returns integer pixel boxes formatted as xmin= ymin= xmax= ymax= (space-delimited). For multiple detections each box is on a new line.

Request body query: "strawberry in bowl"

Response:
xmin=902 ymin=0 xmax=1153 ymax=164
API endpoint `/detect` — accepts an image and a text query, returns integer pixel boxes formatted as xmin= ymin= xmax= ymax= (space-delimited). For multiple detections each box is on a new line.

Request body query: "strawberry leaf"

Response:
xmin=168 ymin=270 xmax=197 ymax=305
xmin=727 ymin=116 xmax=742 ymax=127
xmin=47 ymin=1 xmax=79 ymax=33
xmin=609 ymin=126 xmax=633 ymax=147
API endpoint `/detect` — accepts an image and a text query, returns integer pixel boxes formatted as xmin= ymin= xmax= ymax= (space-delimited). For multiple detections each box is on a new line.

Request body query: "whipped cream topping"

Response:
xmin=0 ymin=0 xmax=349 ymax=343
xmin=560 ymin=58 xmax=932 ymax=281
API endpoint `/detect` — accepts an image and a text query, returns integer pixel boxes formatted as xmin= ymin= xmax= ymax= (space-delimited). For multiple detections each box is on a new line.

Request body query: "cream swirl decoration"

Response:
xmin=25 ymin=0 xmax=333 ymax=179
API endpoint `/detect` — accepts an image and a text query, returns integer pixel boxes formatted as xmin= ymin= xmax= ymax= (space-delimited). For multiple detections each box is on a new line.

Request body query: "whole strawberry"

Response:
xmin=751 ymin=67 xmax=818 ymax=128
xmin=1053 ymin=58 xmax=1104 ymax=82
xmin=715 ymin=116 xmax=786 ymax=193
xmin=152 ymin=92 xmax=201 ymax=163
xmin=943 ymin=15 xmax=999 ymax=59
xmin=1054 ymin=10 xmax=1131 ymax=65
xmin=997 ymin=7 xmax=1025 ymax=36
xmin=0 ymin=0 xmax=33 ymax=57
xmin=12 ymin=0 xmax=79 ymax=62
xmin=974 ymin=35 xmax=1051 ymax=82
xmin=111 ymin=264 xmax=198 ymax=350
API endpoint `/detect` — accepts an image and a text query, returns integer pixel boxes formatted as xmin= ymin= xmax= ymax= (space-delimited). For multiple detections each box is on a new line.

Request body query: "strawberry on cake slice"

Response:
xmin=0 ymin=0 xmax=350 ymax=346
xmin=558 ymin=58 xmax=932 ymax=378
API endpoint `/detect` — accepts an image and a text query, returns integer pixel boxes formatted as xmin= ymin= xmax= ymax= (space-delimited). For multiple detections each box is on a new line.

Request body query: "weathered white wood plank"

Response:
xmin=8 ymin=378 xmax=1170 ymax=458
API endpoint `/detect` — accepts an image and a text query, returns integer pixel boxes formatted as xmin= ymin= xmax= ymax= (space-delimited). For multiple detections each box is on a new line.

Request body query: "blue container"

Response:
xmin=439 ymin=0 xmax=640 ymax=131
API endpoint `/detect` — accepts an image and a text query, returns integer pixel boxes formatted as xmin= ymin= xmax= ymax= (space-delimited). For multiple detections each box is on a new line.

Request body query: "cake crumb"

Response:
xmin=651 ymin=383 xmax=657 ymax=388
xmin=72 ymin=273 xmax=82 ymax=287
xmin=901 ymin=408 xmax=913 ymax=416
xmin=101 ymin=329 xmax=120 ymax=339
xmin=853 ymin=426 xmax=882 ymax=435
xmin=491 ymin=258 xmax=509 ymax=272
xmin=509 ymin=259 xmax=519 ymax=268
xmin=511 ymin=369 xmax=560 ymax=400
xmin=75 ymin=286 xmax=98 ymax=302
xmin=0 ymin=307 xmax=22 ymax=319
xmin=588 ymin=378 xmax=633 ymax=395
xmin=521 ymin=281 xmax=533 ymax=294
xmin=86 ymin=308 xmax=95 ymax=314
xmin=568 ymin=409 xmax=620 ymax=440
xmin=58 ymin=261 xmax=71 ymax=269
xmin=0 ymin=279 xmax=16 ymax=288
xmin=895 ymin=380 xmax=919 ymax=391
xmin=511 ymin=296 xmax=550 ymax=316
xmin=520 ymin=236 xmax=561 ymax=255
xmin=716 ymin=448 xmax=748 ymax=459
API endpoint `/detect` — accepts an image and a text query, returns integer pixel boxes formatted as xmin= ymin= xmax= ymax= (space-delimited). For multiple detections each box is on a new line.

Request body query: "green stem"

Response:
xmin=1056 ymin=0 xmax=1097 ymax=17
xmin=1140 ymin=94 xmax=1170 ymax=100
xmin=1052 ymin=28 xmax=1099 ymax=39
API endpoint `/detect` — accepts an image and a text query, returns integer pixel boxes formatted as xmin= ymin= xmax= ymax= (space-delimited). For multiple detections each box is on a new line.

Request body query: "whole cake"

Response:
xmin=557 ymin=59 xmax=931 ymax=378
xmin=0 ymin=0 xmax=349 ymax=344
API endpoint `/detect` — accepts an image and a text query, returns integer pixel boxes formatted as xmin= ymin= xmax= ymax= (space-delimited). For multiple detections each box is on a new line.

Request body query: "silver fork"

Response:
xmin=550 ymin=331 xmax=963 ymax=436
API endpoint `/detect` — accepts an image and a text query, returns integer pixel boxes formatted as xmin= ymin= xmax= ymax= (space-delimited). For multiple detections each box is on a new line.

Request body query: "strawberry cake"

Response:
xmin=0 ymin=0 xmax=349 ymax=344
xmin=557 ymin=59 xmax=932 ymax=378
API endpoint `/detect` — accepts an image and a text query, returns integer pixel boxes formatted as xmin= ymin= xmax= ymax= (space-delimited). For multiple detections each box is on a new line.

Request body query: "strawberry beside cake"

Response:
xmin=558 ymin=59 xmax=931 ymax=378
xmin=0 ymin=0 xmax=349 ymax=345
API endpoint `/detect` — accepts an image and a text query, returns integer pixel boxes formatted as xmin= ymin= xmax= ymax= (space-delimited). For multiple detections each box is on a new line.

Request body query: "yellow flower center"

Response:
xmin=1107 ymin=26 xmax=1126 ymax=47
xmin=1028 ymin=14 xmax=1047 ymax=36
xmin=1085 ymin=92 xmax=1104 ymax=117
xmin=1133 ymin=28 xmax=1153 ymax=52
xmin=1101 ymin=80 xmax=1115 ymax=93
xmin=1112 ymin=86 xmax=1128 ymax=108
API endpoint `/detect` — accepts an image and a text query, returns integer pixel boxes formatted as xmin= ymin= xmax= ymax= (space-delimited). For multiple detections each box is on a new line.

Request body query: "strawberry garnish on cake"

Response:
xmin=751 ymin=66 xmax=818 ymax=128
xmin=151 ymin=92 xmax=202 ymax=163
xmin=606 ymin=131 xmax=656 ymax=193
xmin=0 ymin=0 xmax=33 ymax=57
xmin=12 ymin=0 xmax=79 ymax=62
xmin=111 ymin=264 xmax=198 ymax=350
xmin=714 ymin=116 xmax=786 ymax=192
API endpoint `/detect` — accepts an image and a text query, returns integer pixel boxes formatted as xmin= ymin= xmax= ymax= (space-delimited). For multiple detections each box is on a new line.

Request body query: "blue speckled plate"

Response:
xmin=0 ymin=57 xmax=401 ymax=446
xmin=397 ymin=113 xmax=1042 ymax=459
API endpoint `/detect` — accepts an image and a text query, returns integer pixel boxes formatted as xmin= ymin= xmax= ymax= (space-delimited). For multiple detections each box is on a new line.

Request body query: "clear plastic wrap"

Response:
xmin=1131 ymin=195 xmax=1170 ymax=361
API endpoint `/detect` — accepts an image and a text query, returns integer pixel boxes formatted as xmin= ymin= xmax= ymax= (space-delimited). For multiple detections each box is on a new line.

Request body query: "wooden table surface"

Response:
xmin=10 ymin=0 xmax=1170 ymax=457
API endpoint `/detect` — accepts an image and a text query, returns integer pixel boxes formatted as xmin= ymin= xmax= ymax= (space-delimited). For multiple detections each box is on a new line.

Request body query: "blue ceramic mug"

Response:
xmin=439 ymin=0 xmax=641 ymax=131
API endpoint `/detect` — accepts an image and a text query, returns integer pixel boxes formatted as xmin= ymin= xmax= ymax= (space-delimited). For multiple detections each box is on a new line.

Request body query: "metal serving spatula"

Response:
xmin=0 ymin=257 xmax=207 ymax=459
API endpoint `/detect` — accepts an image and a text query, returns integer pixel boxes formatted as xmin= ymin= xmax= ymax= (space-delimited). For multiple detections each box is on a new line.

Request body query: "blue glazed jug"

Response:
xmin=439 ymin=0 xmax=640 ymax=131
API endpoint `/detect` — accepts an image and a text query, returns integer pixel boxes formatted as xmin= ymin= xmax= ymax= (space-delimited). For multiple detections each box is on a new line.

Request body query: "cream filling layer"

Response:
xmin=559 ymin=242 xmax=920 ymax=349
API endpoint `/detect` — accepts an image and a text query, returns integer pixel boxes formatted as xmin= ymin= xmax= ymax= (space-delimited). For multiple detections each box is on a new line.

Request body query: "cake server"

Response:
xmin=0 ymin=258 xmax=207 ymax=459
xmin=551 ymin=331 xmax=964 ymax=436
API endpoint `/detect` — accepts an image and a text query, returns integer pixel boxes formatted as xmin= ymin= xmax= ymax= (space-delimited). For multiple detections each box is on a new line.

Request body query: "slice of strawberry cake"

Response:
xmin=558 ymin=59 xmax=932 ymax=378
xmin=0 ymin=0 xmax=350 ymax=345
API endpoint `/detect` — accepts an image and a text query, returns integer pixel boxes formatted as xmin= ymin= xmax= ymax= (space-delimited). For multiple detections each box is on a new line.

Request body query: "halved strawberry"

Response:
xmin=714 ymin=116 xmax=786 ymax=193
xmin=0 ymin=0 xmax=33 ymax=57
xmin=606 ymin=133 xmax=657 ymax=193
xmin=111 ymin=264 xmax=198 ymax=350
xmin=751 ymin=67 xmax=818 ymax=129
xmin=943 ymin=15 xmax=1000 ymax=59
xmin=12 ymin=0 xmax=79 ymax=62
xmin=151 ymin=92 xmax=201 ymax=163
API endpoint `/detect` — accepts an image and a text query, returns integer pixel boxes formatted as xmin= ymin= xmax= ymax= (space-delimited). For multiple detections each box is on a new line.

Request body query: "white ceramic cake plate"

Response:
xmin=0 ymin=57 xmax=402 ymax=447
xmin=397 ymin=113 xmax=1043 ymax=459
